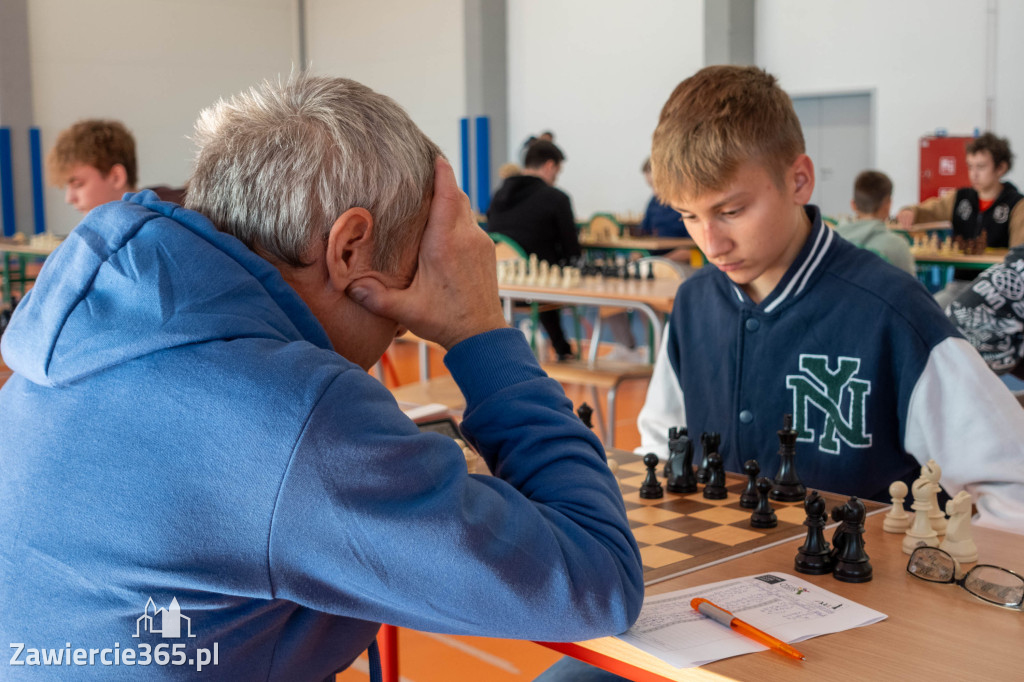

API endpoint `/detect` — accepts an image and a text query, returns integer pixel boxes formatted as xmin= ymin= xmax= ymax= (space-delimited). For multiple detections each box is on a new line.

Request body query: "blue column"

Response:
xmin=0 ymin=127 xmax=15 ymax=237
xmin=29 ymin=127 xmax=45 ymax=234
xmin=474 ymin=116 xmax=490 ymax=213
xmin=459 ymin=117 xmax=471 ymax=199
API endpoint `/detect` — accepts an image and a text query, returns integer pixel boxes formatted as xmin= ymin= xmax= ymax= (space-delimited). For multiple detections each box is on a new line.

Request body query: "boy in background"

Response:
xmin=835 ymin=170 xmax=915 ymax=275
xmin=47 ymin=119 xmax=185 ymax=213
xmin=637 ymin=65 xmax=1024 ymax=532
xmin=897 ymin=132 xmax=1023 ymax=306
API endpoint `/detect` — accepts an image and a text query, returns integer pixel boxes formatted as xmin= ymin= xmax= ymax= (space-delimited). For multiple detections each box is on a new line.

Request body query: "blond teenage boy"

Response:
xmin=637 ymin=66 xmax=1024 ymax=533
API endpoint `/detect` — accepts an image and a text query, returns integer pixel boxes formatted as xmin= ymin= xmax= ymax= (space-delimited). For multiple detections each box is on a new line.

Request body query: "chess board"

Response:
xmin=608 ymin=450 xmax=887 ymax=585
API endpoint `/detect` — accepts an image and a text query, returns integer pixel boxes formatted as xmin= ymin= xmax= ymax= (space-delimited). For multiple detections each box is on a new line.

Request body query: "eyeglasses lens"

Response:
xmin=908 ymin=547 xmax=955 ymax=582
xmin=964 ymin=566 xmax=1024 ymax=606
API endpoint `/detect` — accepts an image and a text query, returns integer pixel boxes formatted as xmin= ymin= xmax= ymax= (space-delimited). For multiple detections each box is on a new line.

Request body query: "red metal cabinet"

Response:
xmin=919 ymin=135 xmax=973 ymax=201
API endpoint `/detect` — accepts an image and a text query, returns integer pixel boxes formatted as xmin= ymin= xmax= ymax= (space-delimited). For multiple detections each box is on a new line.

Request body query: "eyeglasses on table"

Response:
xmin=906 ymin=546 xmax=1024 ymax=610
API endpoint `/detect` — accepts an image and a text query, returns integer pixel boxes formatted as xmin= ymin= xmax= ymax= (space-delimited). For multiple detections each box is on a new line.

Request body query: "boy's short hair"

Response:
xmin=523 ymin=140 xmax=565 ymax=169
xmin=966 ymin=132 xmax=1014 ymax=172
xmin=852 ymin=170 xmax=893 ymax=214
xmin=651 ymin=65 xmax=805 ymax=203
xmin=46 ymin=120 xmax=138 ymax=187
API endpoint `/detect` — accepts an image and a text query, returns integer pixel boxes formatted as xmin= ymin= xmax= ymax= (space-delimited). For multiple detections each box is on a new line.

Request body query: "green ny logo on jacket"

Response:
xmin=786 ymin=355 xmax=873 ymax=454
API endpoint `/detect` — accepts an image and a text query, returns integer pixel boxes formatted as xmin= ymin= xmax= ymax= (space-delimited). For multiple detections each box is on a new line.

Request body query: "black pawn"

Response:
xmin=770 ymin=414 xmax=806 ymax=502
xmin=795 ymin=491 xmax=834 ymax=575
xmin=576 ymin=402 xmax=594 ymax=429
xmin=696 ymin=432 xmax=719 ymax=484
xmin=750 ymin=477 xmax=777 ymax=528
xmin=639 ymin=453 xmax=664 ymax=499
xmin=739 ymin=459 xmax=760 ymax=509
xmin=667 ymin=429 xmax=697 ymax=494
xmin=702 ymin=451 xmax=728 ymax=499
xmin=832 ymin=497 xmax=872 ymax=583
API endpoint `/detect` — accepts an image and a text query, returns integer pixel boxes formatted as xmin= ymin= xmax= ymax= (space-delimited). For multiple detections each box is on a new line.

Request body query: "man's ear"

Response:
xmin=106 ymin=164 xmax=129 ymax=190
xmin=325 ymin=207 xmax=375 ymax=291
xmin=996 ymin=161 xmax=1010 ymax=178
xmin=791 ymin=154 xmax=815 ymax=205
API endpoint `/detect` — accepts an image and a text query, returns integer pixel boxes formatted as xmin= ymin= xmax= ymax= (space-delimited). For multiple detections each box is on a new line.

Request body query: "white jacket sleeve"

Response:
xmin=904 ymin=337 xmax=1024 ymax=534
xmin=635 ymin=324 xmax=686 ymax=459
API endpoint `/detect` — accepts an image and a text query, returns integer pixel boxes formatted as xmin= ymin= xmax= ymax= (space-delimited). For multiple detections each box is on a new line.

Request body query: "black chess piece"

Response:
xmin=696 ymin=432 xmax=719 ymax=484
xmin=639 ymin=452 xmax=664 ymax=499
xmin=831 ymin=497 xmax=872 ymax=583
xmin=576 ymin=402 xmax=594 ymax=429
xmin=770 ymin=414 xmax=807 ymax=502
xmin=750 ymin=476 xmax=778 ymax=528
xmin=739 ymin=459 xmax=760 ymax=509
xmin=666 ymin=429 xmax=697 ymax=493
xmin=795 ymin=491 xmax=834 ymax=575
xmin=702 ymin=451 xmax=728 ymax=499
xmin=646 ymin=262 xmax=655 ymax=280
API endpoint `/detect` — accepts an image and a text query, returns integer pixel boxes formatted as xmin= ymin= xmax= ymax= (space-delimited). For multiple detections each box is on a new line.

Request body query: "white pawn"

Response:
xmin=527 ymin=254 xmax=539 ymax=284
xmin=538 ymin=260 xmax=550 ymax=285
xmin=549 ymin=264 xmax=563 ymax=287
xmin=939 ymin=491 xmax=978 ymax=564
xmin=561 ymin=265 xmax=573 ymax=288
xmin=570 ymin=267 xmax=582 ymax=287
xmin=903 ymin=475 xmax=940 ymax=554
xmin=883 ymin=480 xmax=911 ymax=533
xmin=513 ymin=259 xmax=525 ymax=284
xmin=922 ymin=459 xmax=947 ymax=534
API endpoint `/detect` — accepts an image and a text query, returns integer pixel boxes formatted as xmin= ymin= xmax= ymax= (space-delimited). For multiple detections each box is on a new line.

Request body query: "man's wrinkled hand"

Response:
xmin=347 ymin=157 xmax=507 ymax=350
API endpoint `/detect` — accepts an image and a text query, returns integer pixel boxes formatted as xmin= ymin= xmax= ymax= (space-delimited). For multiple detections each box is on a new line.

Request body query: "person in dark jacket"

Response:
xmin=488 ymin=140 xmax=580 ymax=359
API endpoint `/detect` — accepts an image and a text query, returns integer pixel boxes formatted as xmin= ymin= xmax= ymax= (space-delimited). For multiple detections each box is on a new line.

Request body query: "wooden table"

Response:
xmin=546 ymin=516 xmax=1022 ymax=681
xmin=498 ymin=277 xmax=681 ymax=355
xmin=911 ymin=248 xmax=1007 ymax=269
xmin=0 ymin=240 xmax=58 ymax=309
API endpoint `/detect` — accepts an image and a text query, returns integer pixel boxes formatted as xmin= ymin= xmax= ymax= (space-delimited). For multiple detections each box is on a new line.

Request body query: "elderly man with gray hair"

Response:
xmin=0 ymin=76 xmax=643 ymax=680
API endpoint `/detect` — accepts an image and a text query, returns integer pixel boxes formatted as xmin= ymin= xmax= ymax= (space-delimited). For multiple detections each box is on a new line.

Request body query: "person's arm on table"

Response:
xmin=897 ymin=192 xmax=956 ymax=228
xmin=1009 ymin=202 xmax=1024 ymax=247
xmin=903 ymin=337 xmax=1024 ymax=534
xmin=269 ymin=159 xmax=644 ymax=640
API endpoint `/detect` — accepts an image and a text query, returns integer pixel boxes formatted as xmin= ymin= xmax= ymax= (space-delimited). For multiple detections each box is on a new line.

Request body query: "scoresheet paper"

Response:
xmin=617 ymin=572 xmax=887 ymax=668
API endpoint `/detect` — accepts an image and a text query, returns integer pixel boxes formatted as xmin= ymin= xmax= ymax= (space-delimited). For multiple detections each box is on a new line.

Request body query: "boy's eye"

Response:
xmin=722 ymin=207 xmax=743 ymax=218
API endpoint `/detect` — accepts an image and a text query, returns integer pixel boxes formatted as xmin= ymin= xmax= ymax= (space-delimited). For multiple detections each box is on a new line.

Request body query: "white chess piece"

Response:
xmin=549 ymin=264 xmax=563 ymax=287
xmin=939 ymin=491 xmax=978 ymax=564
xmin=527 ymin=254 xmax=539 ymax=285
xmin=538 ymin=260 xmax=550 ymax=285
xmin=922 ymin=459 xmax=947 ymax=534
xmin=883 ymin=480 xmax=911 ymax=533
xmin=903 ymin=475 xmax=940 ymax=554
xmin=513 ymin=259 xmax=525 ymax=285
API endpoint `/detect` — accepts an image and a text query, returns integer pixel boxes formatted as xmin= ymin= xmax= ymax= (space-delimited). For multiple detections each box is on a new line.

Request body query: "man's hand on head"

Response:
xmin=347 ymin=157 xmax=507 ymax=350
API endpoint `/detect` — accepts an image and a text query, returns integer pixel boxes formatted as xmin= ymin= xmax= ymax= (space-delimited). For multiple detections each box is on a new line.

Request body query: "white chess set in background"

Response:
xmin=496 ymin=253 xmax=654 ymax=288
xmin=910 ymin=231 xmax=988 ymax=256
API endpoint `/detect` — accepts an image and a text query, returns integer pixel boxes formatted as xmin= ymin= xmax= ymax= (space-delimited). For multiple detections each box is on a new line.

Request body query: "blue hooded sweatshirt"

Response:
xmin=0 ymin=191 xmax=643 ymax=680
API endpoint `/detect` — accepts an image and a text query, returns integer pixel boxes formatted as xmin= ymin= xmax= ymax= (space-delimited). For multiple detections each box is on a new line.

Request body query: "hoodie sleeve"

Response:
xmin=554 ymin=190 xmax=582 ymax=261
xmin=267 ymin=328 xmax=644 ymax=641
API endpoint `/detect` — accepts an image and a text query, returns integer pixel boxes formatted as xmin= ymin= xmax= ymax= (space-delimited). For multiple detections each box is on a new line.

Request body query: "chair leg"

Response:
xmin=589 ymin=385 xmax=606 ymax=443
xmin=379 ymin=624 xmax=399 ymax=682
xmin=606 ymin=383 xmax=619 ymax=447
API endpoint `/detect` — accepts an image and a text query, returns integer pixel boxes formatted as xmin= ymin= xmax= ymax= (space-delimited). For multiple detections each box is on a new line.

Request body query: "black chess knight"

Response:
xmin=666 ymin=427 xmax=697 ymax=494
xmin=830 ymin=496 xmax=872 ymax=583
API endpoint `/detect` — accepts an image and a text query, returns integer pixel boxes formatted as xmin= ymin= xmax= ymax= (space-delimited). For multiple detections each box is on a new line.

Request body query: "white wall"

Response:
xmin=28 ymin=0 xmax=297 ymax=234
xmin=507 ymin=0 xmax=704 ymax=219
xmin=995 ymin=0 xmax=1024 ymax=186
xmin=304 ymin=0 xmax=466 ymax=180
xmin=757 ymin=0 xmax=1019 ymax=210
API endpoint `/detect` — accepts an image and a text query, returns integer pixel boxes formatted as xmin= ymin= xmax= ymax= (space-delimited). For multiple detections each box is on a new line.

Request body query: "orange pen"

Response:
xmin=690 ymin=597 xmax=806 ymax=660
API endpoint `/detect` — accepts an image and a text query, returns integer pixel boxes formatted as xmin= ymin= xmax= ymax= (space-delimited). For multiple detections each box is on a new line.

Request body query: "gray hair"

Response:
xmin=185 ymin=74 xmax=440 ymax=272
